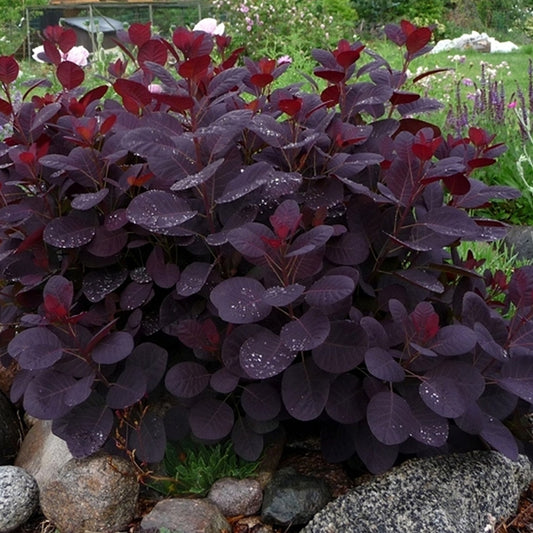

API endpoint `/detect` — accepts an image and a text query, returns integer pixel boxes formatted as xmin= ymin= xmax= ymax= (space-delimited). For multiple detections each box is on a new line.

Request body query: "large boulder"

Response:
xmin=302 ymin=451 xmax=532 ymax=533
xmin=0 ymin=465 xmax=39 ymax=532
xmin=40 ymin=452 xmax=139 ymax=533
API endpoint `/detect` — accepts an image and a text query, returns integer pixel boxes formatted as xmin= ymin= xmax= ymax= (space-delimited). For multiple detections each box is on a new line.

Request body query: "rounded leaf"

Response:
xmin=23 ymin=371 xmax=74 ymax=419
xmin=0 ymin=55 xmax=19 ymax=84
xmin=366 ymin=391 xmax=415 ymax=445
xmin=280 ymin=308 xmax=331 ymax=351
xmin=44 ymin=213 xmax=96 ymax=249
xmin=325 ymin=374 xmax=366 ymax=424
xmin=364 ymin=347 xmax=405 ymax=382
xmin=189 ymin=398 xmax=234 ymax=440
xmin=231 ymin=418 xmax=264 ymax=462
xmin=56 ymin=60 xmax=84 ymax=90
xmin=107 ymin=366 xmax=147 ymax=409
xmin=262 ymin=284 xmax=305 ymax=307
xmin=91 ymin=331 xmax=134 ymax=364
xmin=240 ymin=328 xmax=296 ymax=379
xmin=210 ymin=277 xmax=271 ymax=324
xmin=165 ymin=362 xmax=210 ymax=398
xmin=241 ymin=382 xmax=281 ymax=421
xmin=8 ymin=328 xmax=63 ymax=370
xmin=127 ymin=342 xmax=168 ymax=392
xmin=281 ymin=361 xmax=330 ymax=421
xmin=305 ymin=275 xmax=355 ymax=308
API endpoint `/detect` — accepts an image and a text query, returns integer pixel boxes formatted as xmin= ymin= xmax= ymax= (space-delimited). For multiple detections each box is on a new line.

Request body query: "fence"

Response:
xmin=15 ymin=1 xmax=206 ymax=60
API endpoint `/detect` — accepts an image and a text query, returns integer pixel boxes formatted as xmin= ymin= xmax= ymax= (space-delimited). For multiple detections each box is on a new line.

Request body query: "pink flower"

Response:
xmin=193 ymin=18 xmax=225 ymax=36
xmin=462 ymin=78 xmax=474 ymax=87
xmin=508 ymin=100 xmax=517 ymax=109
xmin=277 ymin=55 xmax=292 ymax=65
xmin=32 ymin=45 xmax=90 ymax=67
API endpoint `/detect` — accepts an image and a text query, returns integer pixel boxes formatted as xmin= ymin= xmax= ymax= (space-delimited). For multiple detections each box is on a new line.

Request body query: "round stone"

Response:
xmin=0 ymin=465 xmax=39 ymax=532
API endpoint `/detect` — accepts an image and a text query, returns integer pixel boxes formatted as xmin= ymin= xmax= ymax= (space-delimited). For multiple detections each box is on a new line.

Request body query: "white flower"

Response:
xmin=193 ymin=18 xmax=225 ymax=36
xmin=32 ymin=44 xmax=90 ymax=67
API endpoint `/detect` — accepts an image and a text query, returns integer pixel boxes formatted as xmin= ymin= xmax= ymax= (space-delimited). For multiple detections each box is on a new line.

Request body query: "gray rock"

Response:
xmin=15 ymin=419 xmax=73 ymax=491
xmin=140 ymin=498 xmax=231 ymax=533
xmin=40 ymin=452 xmax=139 ymax=533
xmin=261 ymin=467 xmax=331 ymax=526
xmin=302 ymin=451 xmax=532 ymax=533
xmin=0 ymin=465 xmax=39 ymax=532
xmin=208 ymin=477 xmax=263 ymax=516
xmin=0 ymin=391 xmax=21 ymax=465
xmin=503 ymin=225 xmax=533 ymax=261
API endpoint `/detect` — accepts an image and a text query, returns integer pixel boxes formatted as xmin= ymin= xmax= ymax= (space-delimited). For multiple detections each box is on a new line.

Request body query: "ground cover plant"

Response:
xmin=0 ymin=19 xmax=533 ymax=480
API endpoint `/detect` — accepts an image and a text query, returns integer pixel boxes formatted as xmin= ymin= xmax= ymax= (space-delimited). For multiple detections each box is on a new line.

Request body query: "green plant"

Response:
xmin=150 ymin=439 xmax=260 ymax=496
xmin=210 ymin=0 xmax=358 ymax=60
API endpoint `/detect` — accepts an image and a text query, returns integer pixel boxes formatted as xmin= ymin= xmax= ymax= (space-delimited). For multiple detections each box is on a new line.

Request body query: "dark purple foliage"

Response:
xmin=0 ymin=20 xmax=530 ymax=474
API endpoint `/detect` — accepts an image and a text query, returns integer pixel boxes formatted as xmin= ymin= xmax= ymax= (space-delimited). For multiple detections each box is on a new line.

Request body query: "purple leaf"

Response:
xmin=479 ymin=417 xmax=519 ymax=460
xmin=286 ymin=225 xmax=334 ymax=257
xmin=280 ymin=308 xmax=331 ymax=351
xmin=71 ymin=189 xmax=109 ymax=211
xmin=53 ymin=394 xmax=113 ymax=457
xmin=240 ymin=328 xmax=297 ymax=379
xmin=91 ymin=331 xmax=134 ymax=364
xmin=119 ymin=281 xmax=154 ymax=310
xmin=210 ymin=368 xmax=240 ymax=394
xmin=474 ymin=323 xmax=508 ymax=361
xmin=82 ymin=268 xmax=128 ymax=303
xmin=269 ymin=199 xmax=301 ymax=237
xmin=409 ymin=397 xmax=449 ymax=447
xmin=171 ymin=158 xmax=224 ymax=191
xmin=312 ymin=320 xmax=366 ymax=373
xmin=221 ymin=324 xmax=264 ymax=377
xmin=107 ymin=366 xmax=147 ymax=409
xmin=128 ymin=409 xmax=166 ymax=463
xmin=86 ymin=227 xmax=128 ymax=258
xmin=497 ymin=357 xmax=533 ymax=402
xmin=126 ymin=190 xmax=196 ymax=231
xmin=364 ymin=347 xmax=405 ymax=382
xmin=175 ymin=262 xmax=212 ymax=296
xmin=146 ymin=247 xmax=180 ymax=289
xmin=419 ymin=206 xmax=479 ymax=238
xmin=23 ymin=370 xmax=73 ymax=419
xmin=325 ymin=374 xmax=366 ymax=424
xmin=217 ymin=161 xmax=273 ymax=203
xmin=44 ymin=212 xmax=96 ymax=249
xmin=165 ymin=361 xmax=211 ymax=398
xmin=240 ymin=382 xmax=281 ymax=421
xmin=8 ymin=328 xmax=63 ymax=370
xmin=281 ymin=361 xmax=330 ymax=421
xmin=231 ymin=418 xmax=264 ymax=462
xmin=419 ymin=361 xmax=485 ymax=417
xmin=366 ymin=390 xmax=415 ymax=445
xmin=354 ymin=423 xmax=399 ymax=475
xmin=126 ymin=342 xmax=168 ymax=391
xmin=227 ymin=223 xmax=271 ymax=258
xmin=44 ymin=275 xmax=73 ymax=311
xmin=305 ymin=275 xmax=355 ymax=307
xmin=210 ymin=277 xmax=271 ymax=324
xmin=63 ymin=375 xmax=94 ymax=407
xmin=326 ymin=231 xmax=369 ymax=265
xmin=189 ymin=398 xmax=234 ymax=440
xmin=428 ymin=325 xmax=477 ymax=356
xmin=394 ymin=268 xmax=444 ymax=293
xmin=262 ymin=284 xmax=305 ymax=306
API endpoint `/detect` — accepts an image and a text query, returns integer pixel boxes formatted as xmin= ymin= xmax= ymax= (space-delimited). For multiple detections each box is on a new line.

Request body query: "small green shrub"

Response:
xmin=150 ymin=439 xmax=260 ymax=496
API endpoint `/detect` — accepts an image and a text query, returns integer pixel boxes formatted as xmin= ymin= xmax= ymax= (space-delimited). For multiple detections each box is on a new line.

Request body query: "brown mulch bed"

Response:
xmin=496 ymin=480 xmax=533 ymax=533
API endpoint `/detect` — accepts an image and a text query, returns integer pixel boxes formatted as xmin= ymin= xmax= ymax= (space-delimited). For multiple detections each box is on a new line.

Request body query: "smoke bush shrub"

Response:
xmin=0 ymin=20 xmax=531 ymax=475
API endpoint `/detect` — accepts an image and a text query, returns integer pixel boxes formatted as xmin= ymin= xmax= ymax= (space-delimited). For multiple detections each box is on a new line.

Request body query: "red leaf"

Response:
xmin=314 ymin=69 xmax=345 ymax=83
xmin=153 ymin=94 xmax=194 ymax=113
xmin=468 ymin=157 xmax=496 ymax=169
xmin=250 ymin=73 xmax=274 ymax=88
xmin=406 ymin=27 xmax=432 ymax=56
xmin=178 ymin=55 xmax=211 ymax=79
xmin=113 ymin=79 xmax=153 ymax=106
xmin=79 ymin=85 xmax=108 ymax=108
xmin=334 ymin=48 xmax=363 ymax=69
xmin=138 ymin=39 xmax=168 ymax=67
xmin=56 ymin=61 xmax=84 ymax=90
xmin=58 ymin=29 xmax=77 ymax=54
xmin=0 ymin=97 xmax=12 ymax=116
xmin=100 ymin=114 xmax=117 ymax=135
xmin=390 ymin=91 xmax=419 ymax=105
xmin=278 ymin=97 xmax=302 ymax=116
xmin=443 ymin=174 xmax=470 ymax=195
xmin=43 ymin=40 xmax=61 ymax=66
xmin=128 ymin=22 xmax=152 ymax=48
xmin=19 ymin=152 xmax=35 ymax=165
xmin=400 ymin=19 xmax=417 ymax=36
xmin=320 ymin=85 xmax=340 ymax=107
xmin=44 ymin=294 xmax=69 ymax=321
xmin=0 ymin=56 xmax=19 ymax=84
xmin=172 ymin=26 xmax=194 ymax=52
